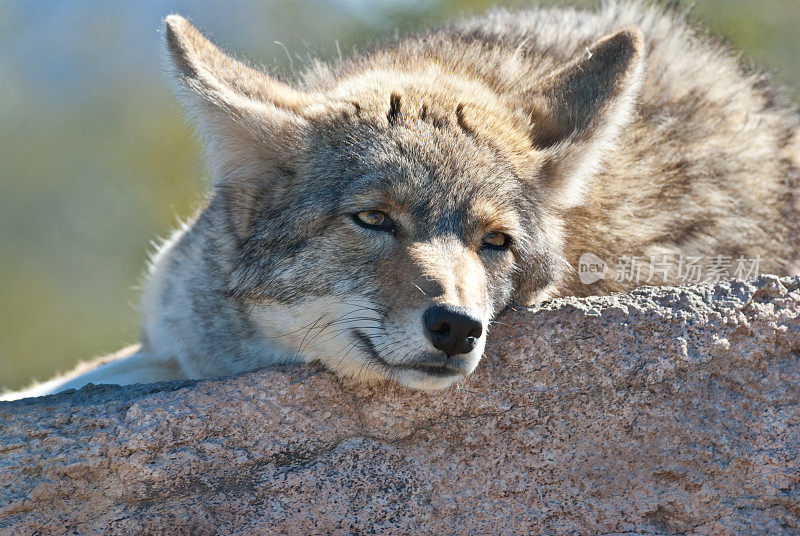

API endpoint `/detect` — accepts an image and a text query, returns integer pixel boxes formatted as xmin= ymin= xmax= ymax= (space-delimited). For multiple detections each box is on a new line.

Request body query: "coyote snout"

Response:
xmin=351 ymin=302 xmax=486 ymax=390
xmin=355 ymin=237 xmax=492 ymax=388
xmin=353 ymin=304 xmax=485 ymax=390
xmin=351 ymin=241 xmax=492 ymax=389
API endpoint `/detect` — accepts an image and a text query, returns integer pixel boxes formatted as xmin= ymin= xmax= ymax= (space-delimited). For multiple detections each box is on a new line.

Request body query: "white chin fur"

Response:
xmin=391 ymin=370 xmax=465 ymax=391
xmin=385 ymin=343 xmax=485 ymax=391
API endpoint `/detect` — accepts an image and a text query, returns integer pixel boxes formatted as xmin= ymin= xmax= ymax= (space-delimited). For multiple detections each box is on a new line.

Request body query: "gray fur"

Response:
xmin=4 ymin=1 xmax=797 ymax=400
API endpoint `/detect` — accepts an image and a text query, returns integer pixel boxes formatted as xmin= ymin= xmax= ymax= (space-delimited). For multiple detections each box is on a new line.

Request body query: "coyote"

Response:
xmin=4 ymin=1 xmax=798 ymax=400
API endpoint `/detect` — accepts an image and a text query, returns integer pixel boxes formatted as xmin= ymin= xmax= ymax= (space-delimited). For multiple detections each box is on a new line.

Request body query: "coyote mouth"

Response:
xmin=352 ymin=330 xmax=468 ymax=378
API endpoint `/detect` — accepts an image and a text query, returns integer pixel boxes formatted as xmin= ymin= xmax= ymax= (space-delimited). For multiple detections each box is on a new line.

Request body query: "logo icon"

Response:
xmin=578 ymin=252 xmax=607 ymax=284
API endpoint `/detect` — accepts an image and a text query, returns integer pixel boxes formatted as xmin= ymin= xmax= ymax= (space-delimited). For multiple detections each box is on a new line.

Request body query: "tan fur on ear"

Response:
xmin=163 ymin=15 xmax=311 ymax=239
xmin=528 ymin=26 xmax=646 ymax=208
xmin=162 ymin=15 xmax=310 ymax=178
xmin=164 ymin=15 xmax=306 ymax=110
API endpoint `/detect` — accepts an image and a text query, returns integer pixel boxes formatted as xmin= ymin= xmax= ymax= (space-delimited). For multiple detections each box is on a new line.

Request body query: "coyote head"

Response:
xmin=163 ymin=16 xmax=644 ymax=389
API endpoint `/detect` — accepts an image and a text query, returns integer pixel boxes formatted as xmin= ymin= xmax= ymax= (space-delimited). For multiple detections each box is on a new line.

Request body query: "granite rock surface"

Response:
xmin=1 ymin=275 xmax=799 ymax=535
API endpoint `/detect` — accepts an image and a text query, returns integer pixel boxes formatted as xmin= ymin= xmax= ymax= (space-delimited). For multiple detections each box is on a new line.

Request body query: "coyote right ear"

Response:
xmin=163 ymin=15 xmax=308 ymax=183
xmin=525 ymin=27 xmax=646 ymax=209
xmin=164 ymin=15 xmax=311 ymax=239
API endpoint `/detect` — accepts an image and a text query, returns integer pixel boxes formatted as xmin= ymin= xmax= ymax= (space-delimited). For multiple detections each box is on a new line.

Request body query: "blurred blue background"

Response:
xmin=1 ymin=0 xmax=799 ymax=390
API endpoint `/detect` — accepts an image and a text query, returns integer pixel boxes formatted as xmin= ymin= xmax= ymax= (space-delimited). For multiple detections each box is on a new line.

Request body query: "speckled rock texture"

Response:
xmin=1 ymin=275 xmax=799 ymax=535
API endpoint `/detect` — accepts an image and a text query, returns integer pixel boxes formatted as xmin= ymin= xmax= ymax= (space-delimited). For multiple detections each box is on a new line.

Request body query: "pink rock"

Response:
xmin=2 ymin=275 xmax=799 ymax=535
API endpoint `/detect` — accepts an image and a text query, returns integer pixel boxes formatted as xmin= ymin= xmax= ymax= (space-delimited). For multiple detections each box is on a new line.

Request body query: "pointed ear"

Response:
xmin=526 ymin=27 xmax=646 ymax=208
xmin=163 ymin=15 xmax=309 ymax=180
xmin=163 ymin=15 xmax=311 ymax=238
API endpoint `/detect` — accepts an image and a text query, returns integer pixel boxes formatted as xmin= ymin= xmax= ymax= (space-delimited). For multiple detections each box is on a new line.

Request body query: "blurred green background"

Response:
xmin=1 ymin=0 xmax=798 ymax=391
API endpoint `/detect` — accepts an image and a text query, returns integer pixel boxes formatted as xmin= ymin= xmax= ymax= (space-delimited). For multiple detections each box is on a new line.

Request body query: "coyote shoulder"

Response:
xmin=4 ymin=1 xmax=798 ymax=400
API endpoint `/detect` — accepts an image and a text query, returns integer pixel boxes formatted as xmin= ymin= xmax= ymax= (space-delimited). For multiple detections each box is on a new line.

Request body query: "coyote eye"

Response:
xmin=482 ymin=232 xmax=510 ymax=250
xmin=353 ymin=210 xmax=396 ymax=233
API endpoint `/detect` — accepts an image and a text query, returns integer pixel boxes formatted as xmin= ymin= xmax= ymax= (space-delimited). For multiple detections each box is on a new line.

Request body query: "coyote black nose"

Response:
xmin=423 ymin=305 xmax=483 ymax=357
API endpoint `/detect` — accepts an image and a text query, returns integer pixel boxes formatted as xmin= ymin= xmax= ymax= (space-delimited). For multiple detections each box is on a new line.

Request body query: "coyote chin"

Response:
xmin=4 ymin=1 xmax=799 ymax=400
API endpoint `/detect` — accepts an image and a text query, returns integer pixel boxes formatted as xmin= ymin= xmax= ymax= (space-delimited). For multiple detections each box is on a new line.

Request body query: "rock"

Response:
xmin=1 ymin=275 xmax=799 ymax=535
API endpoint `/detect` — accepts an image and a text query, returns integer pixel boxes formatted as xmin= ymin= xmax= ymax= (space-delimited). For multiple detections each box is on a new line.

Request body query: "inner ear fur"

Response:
xmin=526 ymin=26 xmax=646 ymax=208
xmin=163 ymin=15 xmax=311 ymax=240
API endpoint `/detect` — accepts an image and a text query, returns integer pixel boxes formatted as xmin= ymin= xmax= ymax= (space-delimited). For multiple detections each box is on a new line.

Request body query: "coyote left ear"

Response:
xmin=526 ymin=27 xmax=646 ymax=208
xmin=163 ymin=15 xmax=309 ymax=180
xmin=164 ymin=15 xmax=311 ymax=239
